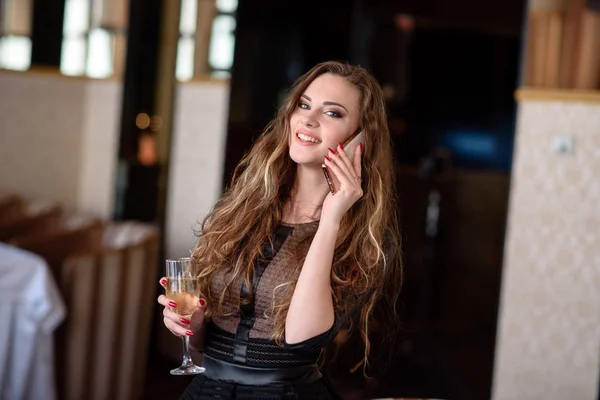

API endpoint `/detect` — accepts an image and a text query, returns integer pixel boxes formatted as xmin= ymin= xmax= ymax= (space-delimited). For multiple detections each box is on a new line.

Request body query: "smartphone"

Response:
xmin=322 ymin=129 xmax=364 ymax=193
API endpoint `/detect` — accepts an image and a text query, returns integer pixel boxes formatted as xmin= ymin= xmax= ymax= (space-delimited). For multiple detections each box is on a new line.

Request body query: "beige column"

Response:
xmin=194 ymin=0 xmax=217 ymax=76
xmin=1 ymin=0 xmax=33 ymax=35
xmin=97 ymin=0 xmax=129 ymax=29
xmin=112 ymin=32 xmax=127 ymax=77
xmin=154 ymin=0 xmax=181 ymax=227
xmin=492 ymin=95 xmax=600 ymax=400
xmin=94 ymin=0 xmax=129 ymax=77
xmin=528 ymin=0 xmax=567 ymax=11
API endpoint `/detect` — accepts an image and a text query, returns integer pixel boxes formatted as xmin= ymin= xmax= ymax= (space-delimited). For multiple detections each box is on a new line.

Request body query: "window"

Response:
xmin=175 ymin=0 xmax=237 ymax=81
xmin=208 ymin=14 xmax=236 ymax=72
xmin=0 ymin=0 xmax=33 ymax=71
xmin=60 ymin=0 xmax=128 ymax=78
xmin=175 ymin=0 xmax=198 ymax=81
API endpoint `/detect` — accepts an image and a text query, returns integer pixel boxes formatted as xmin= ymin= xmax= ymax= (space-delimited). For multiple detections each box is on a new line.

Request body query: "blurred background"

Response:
xmin=0 ymin=0 xmax=599 ymax=399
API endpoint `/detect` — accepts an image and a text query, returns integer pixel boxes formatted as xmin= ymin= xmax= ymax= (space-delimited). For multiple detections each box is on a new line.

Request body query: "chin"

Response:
xmin=289 ymin=148 xmax=320 ymax=167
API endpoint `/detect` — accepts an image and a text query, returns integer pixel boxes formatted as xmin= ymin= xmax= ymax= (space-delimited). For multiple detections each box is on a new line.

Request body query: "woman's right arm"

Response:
xmin=157 ymin=278 xmax=208 ymax=351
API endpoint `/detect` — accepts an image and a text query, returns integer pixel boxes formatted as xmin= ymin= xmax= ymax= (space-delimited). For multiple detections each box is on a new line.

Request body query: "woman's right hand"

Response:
xmin=157 ymin=277 xmax=207 ymax=337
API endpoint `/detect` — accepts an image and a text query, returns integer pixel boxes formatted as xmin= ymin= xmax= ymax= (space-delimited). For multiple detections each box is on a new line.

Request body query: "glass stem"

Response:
xmin=181 ymin=335 xmax=193 ymax=366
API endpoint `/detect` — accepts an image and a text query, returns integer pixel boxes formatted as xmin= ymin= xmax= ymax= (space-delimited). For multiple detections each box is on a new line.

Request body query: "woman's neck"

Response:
xmin=283 ymin=164 xmax=330 ymax=224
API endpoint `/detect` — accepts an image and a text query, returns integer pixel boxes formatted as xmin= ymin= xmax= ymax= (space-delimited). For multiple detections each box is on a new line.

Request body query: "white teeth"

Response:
xmin=297 ymin=133 xmax=321 ymax=144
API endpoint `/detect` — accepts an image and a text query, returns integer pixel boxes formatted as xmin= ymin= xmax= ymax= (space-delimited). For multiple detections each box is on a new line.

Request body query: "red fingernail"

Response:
xmin=324 ymin=155 xmax=331 ymax=162
xmin=160 ymin=279 xmax=167 ymax=286
xmin=338 ymin=142 xmax=344 ymax=149
xmin=181 ymin=318 xmax=190 ymax=324
xmin=168 ymin=301 xmax=177 ymax=307
xmin=328 ymin=147 xmax=335 ymax=154
xmin=186 ymin=331 xmax=194 ymax=336
xmin=359 ymin=142 xmax=363 ymax=151
xmin=199 ymin=299 xmax=206 ymax=307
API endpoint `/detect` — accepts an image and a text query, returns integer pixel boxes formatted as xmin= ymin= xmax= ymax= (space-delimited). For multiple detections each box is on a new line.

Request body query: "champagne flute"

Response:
xmin=165 ymin=257 xmax=206 ymax=375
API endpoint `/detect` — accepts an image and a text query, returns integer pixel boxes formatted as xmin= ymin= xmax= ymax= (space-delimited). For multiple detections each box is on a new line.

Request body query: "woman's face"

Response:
xmin=288 ymin=73 xmax=361 ymax=166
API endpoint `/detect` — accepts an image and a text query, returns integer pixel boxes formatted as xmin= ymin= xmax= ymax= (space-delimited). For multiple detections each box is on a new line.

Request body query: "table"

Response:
xmin=0 ymin=243 xmax=65 ymax=400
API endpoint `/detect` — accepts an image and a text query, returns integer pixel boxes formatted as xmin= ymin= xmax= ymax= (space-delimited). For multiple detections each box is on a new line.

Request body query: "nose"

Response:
xmin=301 ymin=110 xmax=318 ymax=128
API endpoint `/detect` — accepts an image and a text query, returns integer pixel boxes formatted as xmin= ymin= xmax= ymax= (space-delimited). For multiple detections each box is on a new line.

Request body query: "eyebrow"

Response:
xmin=301 ymin=94 xmax=348 ymax=112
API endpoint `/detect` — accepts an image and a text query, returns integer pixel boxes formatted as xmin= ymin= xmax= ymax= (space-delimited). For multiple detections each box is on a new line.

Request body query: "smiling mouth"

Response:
xmin=296 ymin=132 xmax=322 ymax=144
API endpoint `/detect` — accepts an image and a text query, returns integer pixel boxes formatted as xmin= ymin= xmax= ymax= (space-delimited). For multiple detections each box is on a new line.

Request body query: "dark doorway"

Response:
xmin=113 ymin=0 xmax=163 ymax=223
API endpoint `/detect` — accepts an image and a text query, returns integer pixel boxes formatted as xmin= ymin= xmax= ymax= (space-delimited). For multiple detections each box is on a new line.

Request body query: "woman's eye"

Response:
xmin=298 ymin=102 xmax=310 ymax=110
xmin=325 ymin=111 xmax=341 ymax=118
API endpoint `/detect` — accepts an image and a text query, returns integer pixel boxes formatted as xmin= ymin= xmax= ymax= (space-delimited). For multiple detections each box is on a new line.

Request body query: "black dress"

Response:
xmin=180 ymin=223 xmax=343 ymax=400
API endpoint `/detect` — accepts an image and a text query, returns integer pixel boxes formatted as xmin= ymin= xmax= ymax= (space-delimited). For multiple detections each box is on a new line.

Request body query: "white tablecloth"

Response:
xmin=0 ymin=243 xmax=66 ymax=400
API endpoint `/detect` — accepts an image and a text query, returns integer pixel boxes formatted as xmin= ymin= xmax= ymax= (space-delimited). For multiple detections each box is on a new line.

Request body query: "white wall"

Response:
xmin=0 ymin=70 xmax=231 ymax=256
xmin=165 ymin=80 xmax=230 ymax=258
xmin=493 ymin=98 xmax=600 ymax=400
xmin=0 ymin=70 xmax=121 ymax=218
xmin=78 ymin=79 xmax=121 ymax=218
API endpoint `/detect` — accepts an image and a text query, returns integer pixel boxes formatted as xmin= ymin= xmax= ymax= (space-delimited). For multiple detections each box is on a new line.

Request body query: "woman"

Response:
xmin=158 ymin=61 xmax=402 ymax=399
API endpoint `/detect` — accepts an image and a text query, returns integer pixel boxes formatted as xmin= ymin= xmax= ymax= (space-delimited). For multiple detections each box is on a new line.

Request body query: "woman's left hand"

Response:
xmin=321 ymin=141 xmax=364 ymax=226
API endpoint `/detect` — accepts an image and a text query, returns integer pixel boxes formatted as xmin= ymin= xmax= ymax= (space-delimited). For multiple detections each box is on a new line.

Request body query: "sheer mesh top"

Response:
xmin=204 ymin=221 xmax=338 ymax=368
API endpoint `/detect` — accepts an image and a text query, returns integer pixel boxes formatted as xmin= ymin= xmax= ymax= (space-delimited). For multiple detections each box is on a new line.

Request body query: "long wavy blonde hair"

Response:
xmin=192 ymin=61 xmax=402 ymax=370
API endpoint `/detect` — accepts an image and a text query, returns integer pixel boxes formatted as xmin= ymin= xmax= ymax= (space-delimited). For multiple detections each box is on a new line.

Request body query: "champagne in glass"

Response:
xmin=165 ymin=257 xmax=205 ymax=375
xmin=166 ymin=276 xmax=199 ymax=317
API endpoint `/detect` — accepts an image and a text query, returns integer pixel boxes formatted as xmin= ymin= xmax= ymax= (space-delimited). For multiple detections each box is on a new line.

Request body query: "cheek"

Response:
xmin=289 ymin=113 xmax=300 ymax=129
xmin=322 ymin=126 xmax=349 ymax=148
